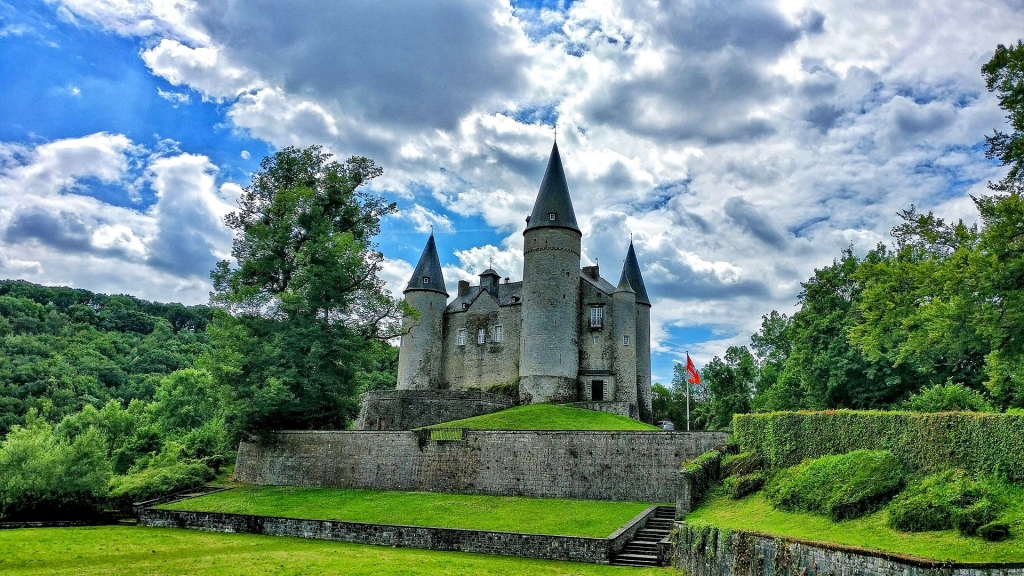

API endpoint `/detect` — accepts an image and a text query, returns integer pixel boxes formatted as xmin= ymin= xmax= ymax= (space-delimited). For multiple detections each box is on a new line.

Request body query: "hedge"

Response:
xmin=733 ymin=411 xmax=1024 ymax=482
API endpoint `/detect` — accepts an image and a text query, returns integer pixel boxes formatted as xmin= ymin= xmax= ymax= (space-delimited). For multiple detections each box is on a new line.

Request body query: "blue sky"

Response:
xmin=0 ymin=0 xmax=1018 ymax=384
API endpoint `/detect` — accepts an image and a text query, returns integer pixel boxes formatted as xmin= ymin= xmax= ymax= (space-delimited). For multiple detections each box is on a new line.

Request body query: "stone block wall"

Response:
xmin=235 ymin=430 xmax=729 ymax=502
xmin=566 ymin=401 xmax=636 ymax=419
xmin=670 ymin=523 xmax=1024 ymax=576
xmin=354 ymin=390 xmax=514 ymax=430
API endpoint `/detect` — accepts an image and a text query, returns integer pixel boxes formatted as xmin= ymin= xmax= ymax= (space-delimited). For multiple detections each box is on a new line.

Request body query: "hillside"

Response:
xmin=427 ymin=404 xmax=661 ymax=431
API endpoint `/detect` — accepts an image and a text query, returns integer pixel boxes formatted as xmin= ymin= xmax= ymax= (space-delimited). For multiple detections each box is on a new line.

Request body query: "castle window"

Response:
xmin=589 ymin=306 xmax=604 ymax=328
xmin=622 ymin=335 xmax=630 ymax=346
xmin=549 ymin=212 xmax=556 ymax=221
xmin=511 ymin=296 xmax=520 ymax=303
xmin=457 ymin=328 xmax=466 ymax=346
xmin=477 ymin=328 xmax=486 ymax=345
xmin=423 ymin=276 xmax=430 ymax=284
xmin=593 ymin=335 xmax=599 ymax=344
xmin=494 ymin=325 xmax=503 ymax=343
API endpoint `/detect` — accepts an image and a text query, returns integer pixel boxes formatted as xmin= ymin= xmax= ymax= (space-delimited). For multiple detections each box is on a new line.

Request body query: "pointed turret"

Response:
xmin=614 ymin=268 xmax=635 ymax=294
xmin=525 ymin=142 xmax=579 ymax=232
xmin=623 ymin=241 xmax=650 ymax=305
xmin=405 ymin=234 xmax=448 ymax=296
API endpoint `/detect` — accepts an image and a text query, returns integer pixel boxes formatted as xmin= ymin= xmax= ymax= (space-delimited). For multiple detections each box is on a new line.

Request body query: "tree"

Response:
xmin=983 ymin=41 xmax=1024 ymax=194
xmin=700 ymin=346 xmax=755 ymax=429
xmin=208 ymin=146 xmax=403 ymax=436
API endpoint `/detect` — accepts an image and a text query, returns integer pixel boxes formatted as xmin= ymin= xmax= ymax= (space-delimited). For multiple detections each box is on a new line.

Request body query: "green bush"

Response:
xmin=886 ymin=470 xmax=1005 ymax=538
xmin=722 ymin=451 xmax=762 ymax=478
xmin=0 ymin=415 xmax=111 ymax=520
xmin=979 ymin=521 xmax=1011 ymax=541
xmin=107 ymin=443 xmax=214 ymax=507
xmin=732 ymin=472 xmax=766 ymax=499
xmin=901 ymin=383 xmax=995 ymax=413
xmin=734 ymin=411 xmax=1024 ymax=482
xmin=953 ymin=498 xmax=998 ymax=536
xmin=764 ymin=450 xmax=903 ymax=520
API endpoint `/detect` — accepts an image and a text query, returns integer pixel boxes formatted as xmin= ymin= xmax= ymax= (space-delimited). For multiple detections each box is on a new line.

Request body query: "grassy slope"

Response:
xmin=688 ymin=491 xmax=1024 ymax=563
xmin=0 ymin=526 xmax=671 ymax=576
xmin=159 ymin=486 xmax=651 ymax=537
xmin=428 ymin=404 xmax=660 ymax=431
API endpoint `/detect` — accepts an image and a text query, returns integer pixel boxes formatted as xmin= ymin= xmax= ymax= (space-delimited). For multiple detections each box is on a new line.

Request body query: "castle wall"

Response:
xmin=612 ymin=288 xmax=637 ymax=406
xmin=578 ymin=279 xmax=616 ymax=400
xmin=396 ymin=290 xmax=447 ymax=390
xmin=234 ymin=430 xmax=729 ymax=502
xmin=520 ymin=226 xmax=582 ymax=403
xmin=440 ymin=296 xmax=521 ymax=390
xmin=354 ymin=390 xmax=514 ymax=430
xmin=635 ymin=304 xmax=653 ymax=423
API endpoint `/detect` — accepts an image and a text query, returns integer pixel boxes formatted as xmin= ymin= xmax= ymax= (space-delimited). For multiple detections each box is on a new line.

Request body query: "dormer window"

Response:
xmin=548 ymin=212 xmax=556 ymax=221
xmin=422 ymin=276 xmax=430 ymax=284
xmin=462 ymin=303 xmax=469 ymax=310
xmin=511 ymin=296 xmax=520 ymax=304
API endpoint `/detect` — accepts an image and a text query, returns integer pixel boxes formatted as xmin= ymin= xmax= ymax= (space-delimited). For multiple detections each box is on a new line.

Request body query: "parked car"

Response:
xmin=656 ymin=420 xmax=675 ymax=430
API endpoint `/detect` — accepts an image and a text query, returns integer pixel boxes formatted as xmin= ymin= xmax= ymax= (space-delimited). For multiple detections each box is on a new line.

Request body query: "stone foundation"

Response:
xmin=668 ymin=523 xmax=1024 ymax=576
xmin=355 ymin=389 xmax=514 ymax=430
xmin=235 ymin=430 xmax=729 ymax=502
xmin=565 ymin=401 xmax=637 ymax=419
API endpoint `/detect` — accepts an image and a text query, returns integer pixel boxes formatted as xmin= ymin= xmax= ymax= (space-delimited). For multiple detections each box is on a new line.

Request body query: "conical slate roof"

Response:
xmin=405 ymin=234 xmax=448 ymax=296
xmin=614 ymin=268 xmax=635 ymax=294
xmin=525 ymin=142 xmax=579 ymax=233
xmin=623 ymin=241 xmax=650 ymax=305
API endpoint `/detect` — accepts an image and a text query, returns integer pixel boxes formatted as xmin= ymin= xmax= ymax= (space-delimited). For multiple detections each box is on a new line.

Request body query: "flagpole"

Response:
xmin=686 ymin=351 xmax=691 ymax=432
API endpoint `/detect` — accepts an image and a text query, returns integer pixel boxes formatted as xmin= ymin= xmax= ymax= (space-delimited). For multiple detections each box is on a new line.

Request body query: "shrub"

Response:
xmin=107 ymin=443 xmax=214 ymax=507
xmin=765 ymin=450 xmax=903 ymax=521
xmin=732 ymin=472 xmax=766 ymax=499
xmin=979 ymin=521 xmax=1011 ymax=542
xmin=0 ymin=415 xmax=111 ymax=520
xmin=734 ymin=411 xmax=1024 ymax=482
xmin=722 ymin=451 xmax=762 ymax=478
xmin=901 ymin=382 xmax=995 ymax=413
xmin=886 ymin=469 xmax=1005 ymax=537
xmin=681 ymin=449 xmax=722 ymax=512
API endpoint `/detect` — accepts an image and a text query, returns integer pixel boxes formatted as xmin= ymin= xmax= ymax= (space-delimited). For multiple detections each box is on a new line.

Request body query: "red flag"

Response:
xmin=686 ymin=354 xmax=701 ymax=385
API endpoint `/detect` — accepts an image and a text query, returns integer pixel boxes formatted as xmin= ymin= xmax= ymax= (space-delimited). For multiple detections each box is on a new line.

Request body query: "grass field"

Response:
xmin=0 ymin=526 xmax=671 ymax=575
xmin=428 ymin=404 xmax=661 ymax=431
xmin=158 ymin=486 xmax=653 ymax=537
xmin=688 ymin=490 xmax=1024 ymax=563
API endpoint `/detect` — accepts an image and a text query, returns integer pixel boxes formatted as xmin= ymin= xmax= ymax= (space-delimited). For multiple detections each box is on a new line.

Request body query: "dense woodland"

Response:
xmin=655 ymin=41 xmax=1024 ymax=430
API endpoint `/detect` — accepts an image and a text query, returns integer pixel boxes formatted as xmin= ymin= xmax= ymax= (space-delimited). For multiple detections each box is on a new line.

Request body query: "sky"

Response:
xmin=0 ymin=0 xmax=1019 ymax=384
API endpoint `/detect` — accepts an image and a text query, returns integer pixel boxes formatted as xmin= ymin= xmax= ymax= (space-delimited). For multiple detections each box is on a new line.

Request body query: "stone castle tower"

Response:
xmin=375 ymin=142 xmax=653 ymax=428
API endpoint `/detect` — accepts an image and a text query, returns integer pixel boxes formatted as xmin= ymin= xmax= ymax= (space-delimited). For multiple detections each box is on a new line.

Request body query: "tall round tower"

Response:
xmin=612 ymin=268 xmax=638 ymax=410
xmin=519 ymin=142 xmax=582 ymax=404
xmin=396 ymin=234 xmax=448 ymax=390
xmin=623 ymin=241 xmax=653 ymax=422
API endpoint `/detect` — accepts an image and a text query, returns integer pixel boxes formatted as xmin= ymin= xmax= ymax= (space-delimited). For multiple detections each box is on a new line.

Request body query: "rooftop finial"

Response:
xmin=554 ymin=124 xmax=557 ymax=143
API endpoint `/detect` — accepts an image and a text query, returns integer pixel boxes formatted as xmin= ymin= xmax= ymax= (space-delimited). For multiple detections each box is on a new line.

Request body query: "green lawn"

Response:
xmin=688 ymin=491 xmax=1024 ymax=563
xmin=429 ymin=404 xmax=660 ymax=431
xmin=0 ymin=526 xmax=671 ymax=575
xmin=158 ymin=486 xmax=652 ymax=537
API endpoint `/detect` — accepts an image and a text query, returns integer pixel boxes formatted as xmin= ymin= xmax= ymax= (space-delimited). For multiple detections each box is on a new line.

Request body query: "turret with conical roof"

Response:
xmin=612 ymin=266 xmax=638 ymax=408
xmin=622 ymin=241 xmax=653 ymax=422
xmin=519 ymin=142 xmax=582 ymax=404
xmin=397 ymin=234 xmax=448 ymax=390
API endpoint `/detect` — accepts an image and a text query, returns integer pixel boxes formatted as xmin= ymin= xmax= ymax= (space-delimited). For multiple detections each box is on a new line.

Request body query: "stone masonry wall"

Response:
xmin=354 ymin=390 xmax=514 ymax=430
xmin=138 ymin=508 xmax=615 ymax=564
xmin=669 ymin=523 xmax=1024 ymax=576
xmin=235 ymin=430 xmax=729 ymax=502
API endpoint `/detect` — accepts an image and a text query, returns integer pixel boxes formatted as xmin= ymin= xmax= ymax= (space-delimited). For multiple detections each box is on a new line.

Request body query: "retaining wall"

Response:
xmin=235 ymin=430 xmax=728 ymax=502
xmin=669 ymin=523 xmax=1024 ymax=576
xmin=355 ymin=390 xmax=514 ymax=430
xmin=138 ymin=506 xmax=659 ymax=564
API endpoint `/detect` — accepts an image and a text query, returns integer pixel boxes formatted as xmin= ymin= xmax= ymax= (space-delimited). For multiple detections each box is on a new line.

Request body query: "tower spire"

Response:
xmin=525 ymin=142 xmax=579 ymax=233
xmin=623 ymin=241 xmax=650 ymax=305
xmin=405 ymin=233 xmax=447 ymax=295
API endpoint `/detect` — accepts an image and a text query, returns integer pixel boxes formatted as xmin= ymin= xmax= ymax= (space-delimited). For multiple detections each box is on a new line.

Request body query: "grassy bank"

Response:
xmin=0 ymin=526 xmax=670 ymax=575
xmin=688 ymin=490 xmax=1024 ymax=563
xmin=159 ymin=486 xmax=653 ymax=537
xmin=428 ymin=404 xmax=660 ymax=431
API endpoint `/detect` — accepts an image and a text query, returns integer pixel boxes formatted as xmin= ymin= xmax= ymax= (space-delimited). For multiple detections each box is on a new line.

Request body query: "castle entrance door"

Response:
xmin=591 ymin=380 xmax=604 ymax=401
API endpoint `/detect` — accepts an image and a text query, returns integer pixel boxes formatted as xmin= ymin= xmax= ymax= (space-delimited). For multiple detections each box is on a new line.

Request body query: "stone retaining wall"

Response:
xmin=669 ymin=523 xmax=1024 ymax=576
xmin=235 ymin=430 xmax=729 ymax=502
xmin=138 ymin=506 xmax=659 ymax=564
xmin=355 ymin=390 xmax=515 ymax=430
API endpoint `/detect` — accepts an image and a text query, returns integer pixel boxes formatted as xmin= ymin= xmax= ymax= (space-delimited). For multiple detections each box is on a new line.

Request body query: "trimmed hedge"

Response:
xmin=887 ymin=469 xmax=1006 ymax=540
xmin=680 ymin=449 xmax=722 ymax=513
xmin=764 ymin=450 xmax=903 ymax=521
xmin=734 ymin=411 xmax=1024 ymax=481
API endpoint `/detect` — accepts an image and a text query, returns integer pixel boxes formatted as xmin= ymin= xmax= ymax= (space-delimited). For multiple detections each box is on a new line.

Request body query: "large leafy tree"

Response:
xmin=983 ymin=41 xmax=1024 ymax=194
xmin=209 ymin=146 xmax=402 ymax=436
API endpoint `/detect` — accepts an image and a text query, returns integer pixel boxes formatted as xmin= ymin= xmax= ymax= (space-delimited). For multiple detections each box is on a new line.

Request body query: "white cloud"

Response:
xmin=398 ymin=204 xmax=454 ymax=234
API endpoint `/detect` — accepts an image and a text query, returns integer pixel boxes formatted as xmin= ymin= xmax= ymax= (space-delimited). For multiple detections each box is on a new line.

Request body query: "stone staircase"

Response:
xmin=609 ymin=505 xmax=675 ymax=567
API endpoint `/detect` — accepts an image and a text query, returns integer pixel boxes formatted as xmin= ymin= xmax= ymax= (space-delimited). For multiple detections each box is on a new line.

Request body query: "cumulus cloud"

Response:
xmin=42 ymin=0 xmax=1022 ymax=363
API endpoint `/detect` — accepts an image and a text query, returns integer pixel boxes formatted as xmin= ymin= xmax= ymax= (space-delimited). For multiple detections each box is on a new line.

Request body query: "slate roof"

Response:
xmin=580 ymin=271 xmax=616 ymax=295
xmin=615 ymin=268 xmax=635 ymax=294
xmin=623 ymin=242 xmax=651 ymax=305
xmin=525 ymin=142 xmax=579 ymax=233
xmin=405 ymin=234 xmax=448 ymax=296
xmin=446 ymin=281 xmax=523 ymax=312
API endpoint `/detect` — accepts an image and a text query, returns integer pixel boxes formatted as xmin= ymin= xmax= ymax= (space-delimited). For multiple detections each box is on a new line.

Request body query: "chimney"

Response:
xmin=458 ymin=280 xmax=470 ymax=296
xmin=582 ymin=265 xmax=600 ymax=281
